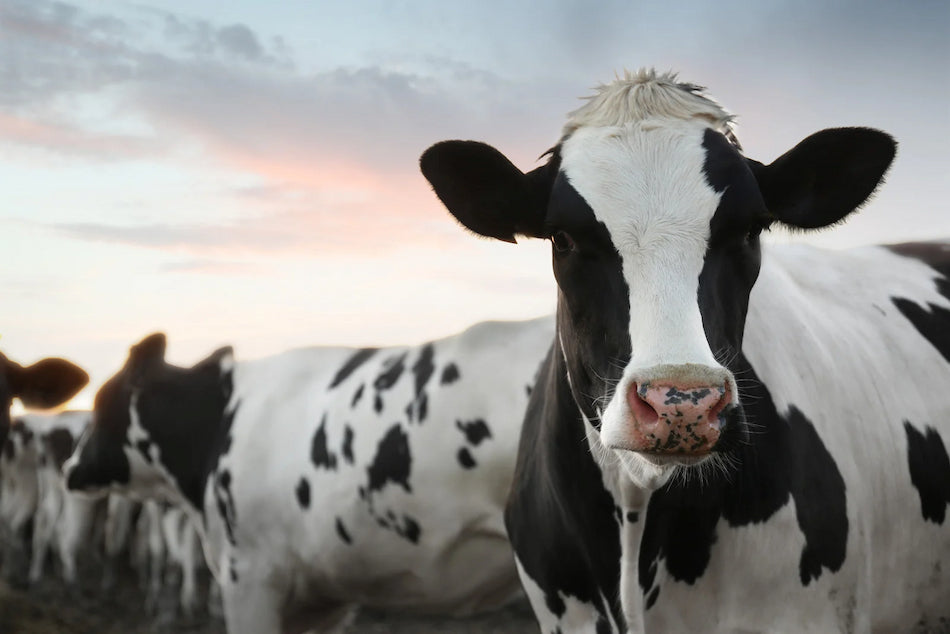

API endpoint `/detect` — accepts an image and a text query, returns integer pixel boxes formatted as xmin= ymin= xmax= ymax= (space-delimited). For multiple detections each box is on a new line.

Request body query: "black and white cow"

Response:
xmin=64 ymin=317 xmax=554 ymax=634
xmin=421 ymin=69 xmax=950 ymax=632
xmin=0 ymin=351 xmax=88 ymax=450
xmin=25 ymin=410 xmax=105 ymax=585
xmin=1 ymin=411 xmax=103 ymax=586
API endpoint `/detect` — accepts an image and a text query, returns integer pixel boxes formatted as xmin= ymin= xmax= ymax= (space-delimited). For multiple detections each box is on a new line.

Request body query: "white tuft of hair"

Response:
xmin=563 ymin=68 xmax=740 ymax=148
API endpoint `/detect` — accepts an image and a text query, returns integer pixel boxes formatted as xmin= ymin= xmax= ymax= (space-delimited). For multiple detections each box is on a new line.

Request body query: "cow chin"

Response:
xmin=614 ymin=450 xmax=707 ymax=490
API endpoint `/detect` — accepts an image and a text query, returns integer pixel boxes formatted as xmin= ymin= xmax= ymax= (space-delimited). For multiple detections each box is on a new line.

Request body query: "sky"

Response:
xmin=1 ymin=0 xmax=948 ymax=411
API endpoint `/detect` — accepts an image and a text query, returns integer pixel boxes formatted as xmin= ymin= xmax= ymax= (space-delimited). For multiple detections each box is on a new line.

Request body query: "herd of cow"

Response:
xmin=2 ymin=69 xmax=949 ymax=633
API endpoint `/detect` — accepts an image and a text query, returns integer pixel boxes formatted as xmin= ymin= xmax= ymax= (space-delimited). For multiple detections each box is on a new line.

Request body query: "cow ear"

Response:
xmin=7 ymin=357 xmax=89 ymax=409
xmin=126 ymin=333 xmax=167 ymax=384
xmin=748 ymin=127 xmax=896 ymax=230
xmin=194 ymin=346 xmax=234 ymax=374
xmin=420 ymin=140 xmax=553 ymax=243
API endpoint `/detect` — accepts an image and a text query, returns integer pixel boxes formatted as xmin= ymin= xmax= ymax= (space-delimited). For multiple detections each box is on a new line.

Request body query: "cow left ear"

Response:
xmin=748 ymin=127 xmax=896 ymax=230
xmin=7 ymin=357 xmax=89 ymax=409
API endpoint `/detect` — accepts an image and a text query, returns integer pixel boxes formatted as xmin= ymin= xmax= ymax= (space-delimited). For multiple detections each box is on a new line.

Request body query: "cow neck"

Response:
xmin=134 ymin=363 xmax=233 ymax=513
xmin=513 ymin=338 xmax=627 ymax=628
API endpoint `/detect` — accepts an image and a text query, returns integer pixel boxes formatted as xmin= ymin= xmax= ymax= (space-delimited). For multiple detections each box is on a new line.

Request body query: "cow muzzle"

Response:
xmin=602 ymin=364 xmax=737 ymax=456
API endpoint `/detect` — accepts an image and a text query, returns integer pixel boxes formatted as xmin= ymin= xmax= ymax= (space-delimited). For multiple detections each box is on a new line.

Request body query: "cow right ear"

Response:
xmin=420 ymin=140 xmax=554 ymax=243
xmin=195 ymin=346 xmax=234 ymax=375
xmin=126 ymin=333 xmax=167 ymax=384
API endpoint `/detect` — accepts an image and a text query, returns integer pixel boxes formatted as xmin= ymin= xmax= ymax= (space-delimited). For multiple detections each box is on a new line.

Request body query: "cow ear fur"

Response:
xmin=194 ymin=346 xmax=234 ymax=375
xmin=749 ymin=127 xmax=896 ymax=230
xmin=126 ymin=333 xmax=167 ymax=385
xmin=420 ymin=140 xmax=552 ymax=242
xmin=7 ymin=358 xmax=89 ymax=409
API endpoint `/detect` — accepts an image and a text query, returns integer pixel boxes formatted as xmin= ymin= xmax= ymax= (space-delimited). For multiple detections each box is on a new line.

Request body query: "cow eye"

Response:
xmin=551 ymin=231 xmax=575 ymax=254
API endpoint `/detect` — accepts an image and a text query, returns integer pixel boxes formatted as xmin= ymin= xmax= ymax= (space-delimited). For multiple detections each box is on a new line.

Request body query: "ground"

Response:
xmin=0 ymin=576 xmax=538 ymax=634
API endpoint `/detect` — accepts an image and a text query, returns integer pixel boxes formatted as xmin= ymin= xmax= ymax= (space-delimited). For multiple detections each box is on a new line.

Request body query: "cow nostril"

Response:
xmin=628 ymin=383 xmax=659 ymax=426
xmin=707 ymin=384 xmax=732 ymax=426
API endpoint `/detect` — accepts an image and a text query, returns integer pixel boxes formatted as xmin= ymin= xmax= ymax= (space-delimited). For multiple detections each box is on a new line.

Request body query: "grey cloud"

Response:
xmin=0 ymin=1 xmax=135 ymax=107
xmin=1 ymin=1 xmax=292 ymax=110
xmin=161 ymin=12 xmax=291 ymax=67
xmin=1 ymin=0 xmax=553 ymax=170
xmin=217 ymin=24 xmax=262 ymax=61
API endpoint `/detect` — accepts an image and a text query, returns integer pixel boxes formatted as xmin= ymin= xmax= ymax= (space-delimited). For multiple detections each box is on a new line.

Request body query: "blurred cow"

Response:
xmin=25 ymin=410 xmax=104 ymax=585
xmin=65 ymin=317 xmax=553 ymax=633
xmin=0 ymin=418 xmax=40 ymax=583
xmin=0 ymin=350 xmax=88 ymax=450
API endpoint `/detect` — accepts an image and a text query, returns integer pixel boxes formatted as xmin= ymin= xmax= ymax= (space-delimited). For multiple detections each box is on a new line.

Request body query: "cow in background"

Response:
xmin=65 ymin=317 xmax=553 ymax=634
xmin=24 ymin=410 xmax=105 ymax=586
xmin=0 ymin=418 xmax=40 ymax=584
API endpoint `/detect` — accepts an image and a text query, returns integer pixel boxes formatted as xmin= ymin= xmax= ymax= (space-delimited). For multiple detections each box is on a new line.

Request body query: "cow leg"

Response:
xmin=178 ymin=521 xmax=200 ymax=617
xmin=208 ymin=578 xmax=224 ymax=619
xmin=142 ymin=501 xmax=166 ymax=614
xmin=1 ymin=516 xmax=32 ymax=587
xmin=56 ymin=494 xmax=100 ymax=585
xmin=28 ymin=499 xmax=56 ymax=585
xmin=103 ymin=495 xmax=135 ymax=590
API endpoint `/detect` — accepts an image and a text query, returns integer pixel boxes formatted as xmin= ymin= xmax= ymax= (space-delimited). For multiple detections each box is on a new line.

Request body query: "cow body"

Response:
xmin=66 ymin=317 xmax=553 ymax=633
xmin=422 ymin=70 xmax=950 ymax=632
xmin=511 ymin=243 xmax=950 ymax=633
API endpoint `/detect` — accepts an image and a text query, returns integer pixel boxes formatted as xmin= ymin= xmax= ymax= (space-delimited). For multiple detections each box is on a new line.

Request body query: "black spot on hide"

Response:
xmin=440 ymin=363 xmax=460 ymax=385
xmin=456 ymin=419 xmax=492 ymax=446
xmin=329 ymin=349 xmax=378 ymax=389
xmin=904 ymin=421 xmax=950 ymax=524
xmin=310 ymin=415 xmax=338 ymax=471
xmin=296 ymin=477 xmax=310 ymax=509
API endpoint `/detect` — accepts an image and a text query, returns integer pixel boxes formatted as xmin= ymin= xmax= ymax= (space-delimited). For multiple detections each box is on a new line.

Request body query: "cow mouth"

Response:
xmin=635 ymin=452 xmax=710 ymax=467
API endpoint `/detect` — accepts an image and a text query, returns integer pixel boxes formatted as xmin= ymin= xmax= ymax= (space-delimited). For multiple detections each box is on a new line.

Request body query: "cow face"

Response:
xmin=0 ymin=351 xmax=89 ymax=451
xmin=65 ymin=333 xmax=233 ymax=504
xmin=421 ymin=71 xmax=895 ymax=488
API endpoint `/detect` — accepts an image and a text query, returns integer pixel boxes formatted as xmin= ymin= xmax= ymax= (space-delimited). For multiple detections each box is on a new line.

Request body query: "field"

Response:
xmin=0 ymin=574 xmax=537 ymax=634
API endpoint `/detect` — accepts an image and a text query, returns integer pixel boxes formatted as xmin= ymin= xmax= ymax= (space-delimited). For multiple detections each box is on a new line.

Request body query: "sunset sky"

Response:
xmin=2 ymin=0 xmax=948 ymax=410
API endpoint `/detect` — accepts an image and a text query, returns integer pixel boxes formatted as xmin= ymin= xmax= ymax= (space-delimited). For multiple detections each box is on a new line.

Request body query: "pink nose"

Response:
xmin=626 ymin=382 xmax=731 ymax=454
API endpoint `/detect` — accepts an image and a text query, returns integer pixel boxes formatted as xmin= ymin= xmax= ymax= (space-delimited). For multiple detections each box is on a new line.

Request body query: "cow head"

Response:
xmin=0 ymin=351 xmax=89 ymax=452
xmin=421 ymin=70 xmax=895 ymax=489
xmin=64 ymin=333 xmax=233 ymax=505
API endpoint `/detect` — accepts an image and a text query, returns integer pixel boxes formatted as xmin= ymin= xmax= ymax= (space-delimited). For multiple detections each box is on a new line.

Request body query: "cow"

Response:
xmin=0 ymin=350 xmax=88 ymax=450
xmin=0 ymin=411 xmax=104 ymax=587
xmin=64 ymin=316 xmax=554 ymax=634
xmin=421 ymin=69 xmax=950 ymax=633
xmin=0 ymin=417 xmax=40 ymax=583
xmin=23 ymin=410 xmax=108 ymax=586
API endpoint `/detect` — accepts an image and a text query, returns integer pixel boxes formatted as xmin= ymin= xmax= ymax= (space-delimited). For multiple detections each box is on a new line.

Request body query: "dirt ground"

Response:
xmin=0 ymin=575 xmax=538 ymax=634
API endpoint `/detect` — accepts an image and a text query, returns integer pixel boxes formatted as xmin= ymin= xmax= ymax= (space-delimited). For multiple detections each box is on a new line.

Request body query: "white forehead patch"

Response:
xmin=559 ymin=121 xmax=722 ymax=257
xmin=559 ymin=122 xmax=725 ymax=372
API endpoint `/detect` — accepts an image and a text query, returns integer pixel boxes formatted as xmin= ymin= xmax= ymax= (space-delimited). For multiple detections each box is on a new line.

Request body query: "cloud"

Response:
xmin=0 ymin=0 xmax=562 ymax=182
xmin=46 ymin=194 xmax=463 ymax=258
xmin=0 ymin=112 xmax=158 ymax=159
